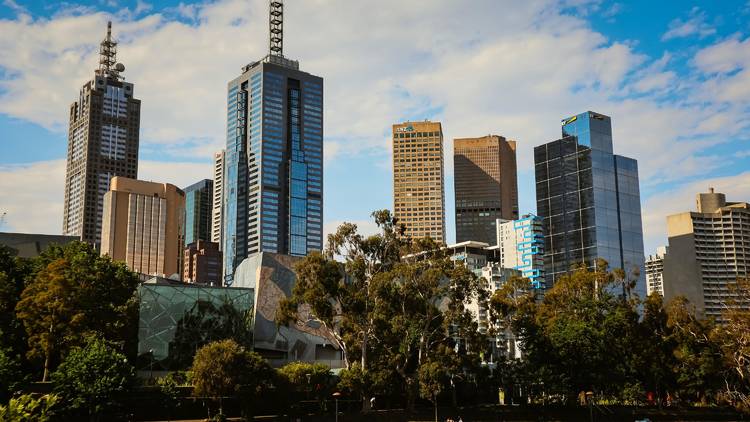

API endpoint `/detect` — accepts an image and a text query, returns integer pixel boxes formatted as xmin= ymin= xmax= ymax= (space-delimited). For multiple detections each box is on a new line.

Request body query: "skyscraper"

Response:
xmin=663 ymin=189 xmax=750 ymax=319
xmin=646 ymin=246 xmax=667 ymax=296
xmin=183 ymin=179 xmax=213 ymax=245
xmin=494 ymin=214 xmax=545 ymax=289
xmin=100 ymin=177 xmax=185 ymax=278
xmin=62 ymin=22 xmax=140 ymax=247
xmin=392 ymin=121 xmax=446 ymax=243
xmin=223 ymin=1 xmax=323 ymax=285
xmin=454 ymin=135 xmax=518 ymax=244
xmin=212 ymin=150 xmax=225 ymax=247
xmin=534 ymin=111 xmax=644 ymax=295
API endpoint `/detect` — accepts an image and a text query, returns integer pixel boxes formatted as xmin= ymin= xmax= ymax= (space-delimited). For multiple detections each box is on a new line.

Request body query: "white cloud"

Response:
xmin=662 ymin=7 xmax=716 ymax=41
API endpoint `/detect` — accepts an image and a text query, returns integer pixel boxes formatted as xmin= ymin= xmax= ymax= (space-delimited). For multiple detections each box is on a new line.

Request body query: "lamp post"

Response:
xmin=148 ymin=349 xmax=154 ymax=380
xmin=306 ymin=373 xmax=312 ymax=401
xmin=332 ymin=392 xmax=341 ymax=422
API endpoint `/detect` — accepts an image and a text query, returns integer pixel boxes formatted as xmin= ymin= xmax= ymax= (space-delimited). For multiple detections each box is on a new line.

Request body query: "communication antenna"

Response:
xmin=269 ymin=0 xmax=283 ymax=57
xmin=97 ymin=21 xmax=124 ymax=80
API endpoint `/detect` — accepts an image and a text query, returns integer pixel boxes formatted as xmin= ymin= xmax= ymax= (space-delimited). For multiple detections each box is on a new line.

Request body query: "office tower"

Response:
xmin=663 ymin=189 xmax=750 ymax=319
xmin=183 ymin=179 xmax=213 ymax=245
xmin=645 ymin=246 xmax=667 ymax=296
xmin=534 ymin=111 xmax=645 ymax=295
xmin=494 ymin=214 xmax=545 ymax=289
xmin=392 ymin=121 xmax=446 ymax=243
xmin=223 ymin=1 xmax=323 ymax=285
xmin=212 ymin=150 xmax=225 ymax=247
xmin=454 ymin=135 xmax=518 ymax=244
xmin=100 ymin=177 xmax=185 ymax=278
xmin=183 ymin=240 xmax=222 ymax=285
xmin=62 ymin=22 xmax=140 ymax=247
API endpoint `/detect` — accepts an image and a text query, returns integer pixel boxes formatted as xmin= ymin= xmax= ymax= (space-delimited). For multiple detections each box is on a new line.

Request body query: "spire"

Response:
xmin=97 ymin=21 xmax=124 ymax=80
xmin=269 ymin=1 xmax=283 ymax=57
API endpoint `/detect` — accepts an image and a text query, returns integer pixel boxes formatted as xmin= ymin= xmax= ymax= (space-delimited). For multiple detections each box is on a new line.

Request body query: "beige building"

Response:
xmin=454 ymin=135 xmax=518 ymax=244
xmin=663 ymin=189 xmax=750 ymax=319
xmin=392 ymin=121 xmax=445 ymax=242
xmin=101 ymin=177 xmax=185 ymax=278
xmin=211 ymin=150 xmax=224 ymax=247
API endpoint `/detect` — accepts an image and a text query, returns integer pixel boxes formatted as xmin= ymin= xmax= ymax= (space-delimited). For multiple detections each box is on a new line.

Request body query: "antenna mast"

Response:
xmin=98 ymin=21 xmax=121 ymax=80
xmin=269 ymin=1 xmax=283 ymax=57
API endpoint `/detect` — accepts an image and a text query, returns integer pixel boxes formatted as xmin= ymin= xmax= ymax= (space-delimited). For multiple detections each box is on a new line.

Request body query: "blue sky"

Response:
xmin=0 ymin=0 xmax=749 ymax=255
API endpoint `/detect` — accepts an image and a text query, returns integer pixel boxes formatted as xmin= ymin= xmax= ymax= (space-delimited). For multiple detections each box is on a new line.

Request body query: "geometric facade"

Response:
xmin=534 ymin=111 xmax=645 ymax=296
xmin=496 ymin=214 xmax=545 ymax=289
xmin=183 ymin=179 xmax=213 ymax=246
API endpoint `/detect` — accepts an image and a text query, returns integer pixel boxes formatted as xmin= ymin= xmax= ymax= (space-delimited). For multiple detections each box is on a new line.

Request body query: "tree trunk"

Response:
xmin=433 ymin=397 xmax=438 ymax=422
xmin=42 ymin=352 xmax=50 ymax=382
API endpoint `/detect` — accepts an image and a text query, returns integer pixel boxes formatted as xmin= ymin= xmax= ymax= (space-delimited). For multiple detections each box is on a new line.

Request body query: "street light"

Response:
xmin=148 ymin=349 xmax=154 ymax=380
xmin=332 ymin=392 xmax=341 ymax=422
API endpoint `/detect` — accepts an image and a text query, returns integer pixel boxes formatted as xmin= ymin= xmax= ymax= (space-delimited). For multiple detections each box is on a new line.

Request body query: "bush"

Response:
xmin=51 ymin=336 xmax=134 ymax=420
xmin=0 ymin=394 xmax=58 ymax=422
xmin=0 ymin=348 xmax=24 ymax=401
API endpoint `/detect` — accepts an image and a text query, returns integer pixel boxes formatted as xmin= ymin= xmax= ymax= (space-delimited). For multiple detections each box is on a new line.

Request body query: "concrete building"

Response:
xmin=211 ymin=150 xmax=225 ymax=247
xmin=646 ymin=246 xmax=667 ymax=296
xmin=223 ymin=5 xmax=323 ymax=286
xmin=0 ymin=233 xmax=78 ymax=258
xmin=534 ymin=111 xmax=645 ymax=296
xmin=454 ymin=135 xmax=518 ymax=244
xmin=62 ymin=22 xmax=140 ymax=247
xmin=183 ymin=240 xmax=222 ymax=285
xmin=183 ymin=179 xmax=213 ymax=245
xmin=100 ymin=177 xmax=185 ymax=278
xmin=493 ymin=214 xmax=545 ymax=289
xmin=663 ymin=189 xmax=750 ymax=319
xmin=393 ymin=120 xmax=446 ymax=243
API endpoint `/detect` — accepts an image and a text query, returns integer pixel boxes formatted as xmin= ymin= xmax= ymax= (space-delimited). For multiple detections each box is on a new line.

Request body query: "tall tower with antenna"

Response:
xmin=221 ymin=0 xmax=324 ymax=286
xmin=62 ymin=21 xmax=141 ymax=247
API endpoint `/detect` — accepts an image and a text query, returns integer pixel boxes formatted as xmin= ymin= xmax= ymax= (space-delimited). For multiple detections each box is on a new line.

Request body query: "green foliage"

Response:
xmin=278 ymin=361 xmax=332 ymax=393
xmin=0 ymin=393 xmax=58 ymax=422
xmin=15 ymin=241 xmax=138 ymax=380
xmin=0 ymin=347 xmax=24 ymax=401
xmin=419 ymin=360 xmax=447 ymax=422
xmin=51 ymin=336 xmax=134 ymax=420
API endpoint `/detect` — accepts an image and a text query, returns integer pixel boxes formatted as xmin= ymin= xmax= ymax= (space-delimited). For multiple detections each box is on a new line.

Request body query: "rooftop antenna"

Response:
xmin=269 ymin=1 xmax=283 ymax=57
xmin=98 ymin=21 xmax=125 ymax=80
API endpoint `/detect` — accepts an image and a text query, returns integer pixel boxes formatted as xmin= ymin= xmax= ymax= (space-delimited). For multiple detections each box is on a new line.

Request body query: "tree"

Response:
xmin=278 ymin=361 xmax=333 ymax=410
xmin=191 ymin=339 xmax=274 ymax=419
xmin=713 ymin=279 xmax=750 ymax=411
xmin=0 ymin=347 xmax=24 ymax=402
xmin=51 ymin=336 xmax=134 ymax=421
xmin=419 ymin=360 xmax=447 ymax=422
xmin=0 ymin=394 xmax=58 ymax=422
xmin=15 ymin=242 xmax=139 ymax=380
xmin=0 ymin=245 xmax=31 ymax=358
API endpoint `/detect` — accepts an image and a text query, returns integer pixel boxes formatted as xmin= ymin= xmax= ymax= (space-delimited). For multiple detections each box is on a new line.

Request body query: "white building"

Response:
xmin=211 ymin=150 xmax=224 ymax=248
xmin=495 ymin=214 xmax=545 ymax=289
xmin=646 ymin=246 xmax=667 ymax=296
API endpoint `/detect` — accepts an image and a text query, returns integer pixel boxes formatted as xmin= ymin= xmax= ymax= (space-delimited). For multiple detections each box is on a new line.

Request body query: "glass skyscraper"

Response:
xmin=222 ymin=55 xmax=323 ymax=286
xmin=183 ymin=179 xmax=213 ymax=246
xmin=534 ymin=111 xmax=644 ymax=297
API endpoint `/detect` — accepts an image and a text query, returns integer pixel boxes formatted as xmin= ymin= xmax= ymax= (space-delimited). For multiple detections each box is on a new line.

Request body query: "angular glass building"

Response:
xmin=183 ymin=179 xmax=213 ymax=246
xmin=222 ymin=56 xmax=323 ymax=286
xmin=534 ymin=111 xmax=644 ymax=296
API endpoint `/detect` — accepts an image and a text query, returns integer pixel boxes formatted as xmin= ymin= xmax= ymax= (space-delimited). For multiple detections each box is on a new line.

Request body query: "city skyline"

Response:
xmin=1 ymin=0 xmax=750 ymax=257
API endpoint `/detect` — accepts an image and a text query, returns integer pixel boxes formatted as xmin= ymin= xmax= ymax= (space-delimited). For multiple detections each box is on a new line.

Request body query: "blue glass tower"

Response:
xmin=222 ymin=54 xmax=323 ymax=286
xmin=183 ymin=179 xmax=213 ymax=246
xmin=534 ymin=111 xmax=645 ymax=297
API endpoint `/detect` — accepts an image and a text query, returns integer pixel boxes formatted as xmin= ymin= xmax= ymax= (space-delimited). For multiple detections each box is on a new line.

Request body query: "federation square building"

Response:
xmin=222 ymin=52 xmax=323 ymax=286
xmin=534 ymin=111 xmax=645 ymax=297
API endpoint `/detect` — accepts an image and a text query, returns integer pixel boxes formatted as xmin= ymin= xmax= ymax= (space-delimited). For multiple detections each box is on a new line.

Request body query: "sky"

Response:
xmin=0 ymin=0 xmax=749 ymax=256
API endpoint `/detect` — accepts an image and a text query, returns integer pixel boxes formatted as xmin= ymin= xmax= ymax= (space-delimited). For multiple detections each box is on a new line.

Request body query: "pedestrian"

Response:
xmin=370 ymin=396 xmax=376 ymax=410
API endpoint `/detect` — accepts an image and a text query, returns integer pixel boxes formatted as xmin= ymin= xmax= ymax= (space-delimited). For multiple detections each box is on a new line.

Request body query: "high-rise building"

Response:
xmin=100 ymin=177 xmax=185 ymax=278
xmin=454 ymin=135 xmax=518 ymax=244
xmin=494 ymin=214 xmax=545 ymax=289
xmin=223 ymin=2 xmax=323 ymax=285
xmin=534 ymin=111 xmax=645 ymax=295
xmin=183 ymin=240 xmax=222 ymax=285
xmin=62 ymin=22 xmax=140 ymax=247
xmin=212 ymin=150 xmax=225 ymax=247
xmin=392 ymin=121 xmax=445 ymax=243
xmin=183 ymin=179 xmax=213 ymax=245
xmin=645 ymin=246 xmax=667 ymax=296
xmin=663 ymin=189 xmax=750 ymax=319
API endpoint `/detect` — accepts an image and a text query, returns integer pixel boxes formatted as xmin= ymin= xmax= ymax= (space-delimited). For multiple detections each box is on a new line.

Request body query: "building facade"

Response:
xmin=183 ymin=240 xmax=222 ymax=285
xmin=454 ymin=135 xmax=518 ymax=244
xmin=495 ymin=214 xmax=545 ymax=289
xmin=223 ymin=54 xmax=323 ymax=286
xmin=392 ymin=121 xmax=446 ymax=243
xmin=645 ymin=246 xmax=667 ymax=296
xmin=62 ymin=22 xmax=140 ymax=247
xmin=212 ymin=150 xmax=225 ymax=247
xmin=534 ymin=111 xmax=645 ymax=295
xmin=100 ymin=177 xmax=185 ymax=278
xmin=663 ymin=189 xmax=750 ymax=319
xmin=183 ymin=179 xmax=213 ymax=245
